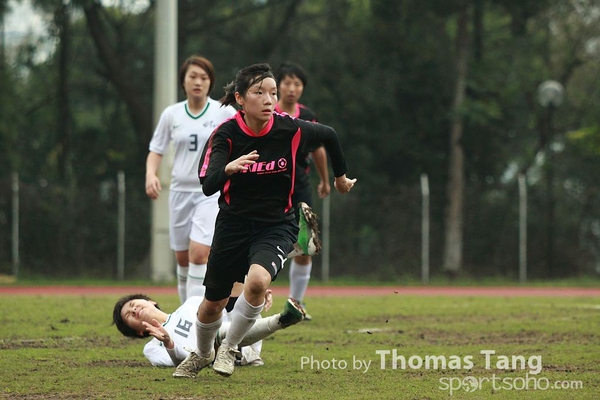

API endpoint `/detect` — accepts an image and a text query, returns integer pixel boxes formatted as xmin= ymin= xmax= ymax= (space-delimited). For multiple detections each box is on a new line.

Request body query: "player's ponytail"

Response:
xmin=220 ymin=81 xmax=237 ymax=107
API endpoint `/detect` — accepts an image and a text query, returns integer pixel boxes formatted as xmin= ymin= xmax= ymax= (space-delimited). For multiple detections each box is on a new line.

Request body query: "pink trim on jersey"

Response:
xmin=223 ymin=139 xmax=233 ymax=203
xmin=223 ymin=179 xmax=231 ymax=204
xmin=227 ymin=138 xmax=233 ymax=157
xmin=235 ymin=111 xmax=274 ymax=137
xmin=286 ymin=128 xmax=302 ymax=212
xmin=199 ymin=133 xmax=232 ymax=191
xmin=274 ymin=104 xmax=300 ymax=118
xmin=198 ymin=145 xmax=212 ymax=179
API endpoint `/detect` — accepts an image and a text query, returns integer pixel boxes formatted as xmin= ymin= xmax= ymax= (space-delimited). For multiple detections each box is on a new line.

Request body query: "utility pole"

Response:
xmin=150 ymin=0 xmax=177 ymax=282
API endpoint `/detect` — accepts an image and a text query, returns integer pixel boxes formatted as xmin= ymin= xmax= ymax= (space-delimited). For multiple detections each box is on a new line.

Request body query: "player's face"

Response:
xmin=120 ymin=298 xmax=158 ymax=334
xmin=278 ymin=75 xmax=304 ymax=105
xmin=237 ymin=77 xmax=277 ymax=125
xmin=184 ymin=64 xmax=211 ymax=102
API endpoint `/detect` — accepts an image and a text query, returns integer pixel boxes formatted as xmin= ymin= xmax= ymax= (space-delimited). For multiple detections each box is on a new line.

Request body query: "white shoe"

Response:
xmin=172 ymin=348 xmax=214 ymax=378
xmin=213 ymin=342 xmax=240 ymax=377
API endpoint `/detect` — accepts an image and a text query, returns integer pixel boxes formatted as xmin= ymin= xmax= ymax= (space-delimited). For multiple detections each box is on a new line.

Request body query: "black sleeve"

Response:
xmin=296 ymin=119 xmax=348 ymax=177
xmin=198 ymin=130 xmax=231 ymax=196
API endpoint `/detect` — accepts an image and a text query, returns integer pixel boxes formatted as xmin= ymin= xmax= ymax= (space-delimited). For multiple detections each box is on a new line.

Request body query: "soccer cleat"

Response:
xmin=278 ymin=298 xmax=306 ymax=328
xmin=301 ymin=302 xmax=313 ymax=322
xmin=213 ymin=342 xmax=240 ymax=377
xmin=172 ymin=348 xmax=215 ymax=379
xmin=288 ymin=202 xmax=322 ymax=258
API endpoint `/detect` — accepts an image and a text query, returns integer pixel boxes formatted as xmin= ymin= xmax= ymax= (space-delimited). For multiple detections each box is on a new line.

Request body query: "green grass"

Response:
xmin=0 ymin=292 xmax=598 ymax=399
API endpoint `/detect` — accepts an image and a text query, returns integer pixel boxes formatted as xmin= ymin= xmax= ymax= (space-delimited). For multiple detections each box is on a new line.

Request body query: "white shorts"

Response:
xmin=169 ymin=190 xmax=219 ymax=251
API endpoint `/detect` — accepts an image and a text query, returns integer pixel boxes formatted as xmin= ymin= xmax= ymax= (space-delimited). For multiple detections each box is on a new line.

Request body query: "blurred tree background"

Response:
xmin=1 ymin=0 xmax=599 ymax=281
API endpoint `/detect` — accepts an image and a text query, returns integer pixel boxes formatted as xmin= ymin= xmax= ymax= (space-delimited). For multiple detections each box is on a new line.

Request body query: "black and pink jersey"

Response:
xmin=199 ymin=110 xmax=347 ymax=223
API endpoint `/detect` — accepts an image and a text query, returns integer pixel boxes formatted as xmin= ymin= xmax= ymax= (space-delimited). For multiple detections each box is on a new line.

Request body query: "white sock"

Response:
xmin=186 ymin=263 xmax=206 ymax=298
xmin=196 ymin=316 xmax=222 ymax=358
xmin=223 ymin=293 xmax=264 ymax=348
xmin=237 ymin=315 xmax=281 ymax=347
xmin=176 ymin=265 xmax=188 ymax=304
xmin=289 ymin=260 xmax=312 ymax=302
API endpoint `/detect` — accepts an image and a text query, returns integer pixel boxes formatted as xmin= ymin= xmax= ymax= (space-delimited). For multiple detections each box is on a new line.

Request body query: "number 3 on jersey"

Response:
xmin=189 ymin=134 xmax=198 ymax=151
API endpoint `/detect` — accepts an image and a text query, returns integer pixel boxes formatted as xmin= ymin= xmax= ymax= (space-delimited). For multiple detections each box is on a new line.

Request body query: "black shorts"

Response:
xmin=203 ymin=212 xmax=298 ymax=301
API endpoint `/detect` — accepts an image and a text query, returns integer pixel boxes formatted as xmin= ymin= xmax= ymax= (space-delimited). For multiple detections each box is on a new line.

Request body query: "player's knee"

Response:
xmin=245 ymin=280 xmax=269 ymax=296
xmin=245 ymin=267 xmax=271 ymax=295
xmin=189 ymin=242 xmax=210 ymax=264
xmin=199 ymin=298 xmax=227 ymax=319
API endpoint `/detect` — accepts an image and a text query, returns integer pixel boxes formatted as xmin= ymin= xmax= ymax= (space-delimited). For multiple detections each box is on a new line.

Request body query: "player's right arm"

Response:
xmin=199 ymin=127 xmax=259 ymax=196
xmin=198 ymin=130 xmax=230 ymax=196
xmin=142 ymin=319 xmax=190 ymax=366
xmin=311 ymin=146 xmax=331 ymax=198
xmin=146 ymin=106 xmax=173 ymax=200
xmin=143 ymin=338 xmax=190 ymax=367
xmin=145 ymin=152 xmax=163 ymax=200
xmin=143 ymin=339 xmax=175 ymax=367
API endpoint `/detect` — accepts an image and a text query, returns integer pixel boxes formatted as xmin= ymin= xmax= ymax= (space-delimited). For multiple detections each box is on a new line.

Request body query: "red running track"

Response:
xmin=1 ymin=285 xmax=599 ymax=297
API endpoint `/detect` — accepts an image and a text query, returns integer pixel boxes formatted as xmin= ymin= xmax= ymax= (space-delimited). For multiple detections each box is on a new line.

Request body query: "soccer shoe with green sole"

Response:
xmin=213 ymin=342 xmax=240 ymax=377
xmin=287 ymin=202 xmax=322 ymax=258
xmin=278 ymin=297 xmax=306 ymax=328
xmin=172 ymin=348 xmax=215 ymax=378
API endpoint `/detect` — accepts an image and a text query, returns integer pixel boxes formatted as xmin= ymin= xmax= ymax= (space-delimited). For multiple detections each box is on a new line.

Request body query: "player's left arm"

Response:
xmin=297 ymin=119 xmax=356 ymax=195
xmin=311 ymin=146 xmax=331 ymax=199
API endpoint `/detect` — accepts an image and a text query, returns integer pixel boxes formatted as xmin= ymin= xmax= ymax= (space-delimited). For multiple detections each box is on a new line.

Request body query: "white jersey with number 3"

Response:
xmin=149 ymin=98 xmax=236 ymax=192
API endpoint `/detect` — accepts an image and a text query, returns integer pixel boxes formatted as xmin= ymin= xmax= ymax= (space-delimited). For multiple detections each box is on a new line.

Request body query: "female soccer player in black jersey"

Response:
xmin=173 ymin=63 xmax=356 ymax=378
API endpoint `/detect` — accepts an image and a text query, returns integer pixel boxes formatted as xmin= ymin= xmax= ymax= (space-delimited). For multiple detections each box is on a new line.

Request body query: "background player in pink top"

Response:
xmin=275 ymin=62 xmax=330 ymax=320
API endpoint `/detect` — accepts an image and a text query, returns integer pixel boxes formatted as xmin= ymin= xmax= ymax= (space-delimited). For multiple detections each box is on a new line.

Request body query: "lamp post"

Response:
xmin=537 ymin=80 xmax=564 ymax=278
xmin=151 ymin=0 xmax=177 ymax=282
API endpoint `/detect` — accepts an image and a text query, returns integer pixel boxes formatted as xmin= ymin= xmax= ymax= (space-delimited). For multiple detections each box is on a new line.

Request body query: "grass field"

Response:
xmin=0 ymin=289 xmax=598 ymax=399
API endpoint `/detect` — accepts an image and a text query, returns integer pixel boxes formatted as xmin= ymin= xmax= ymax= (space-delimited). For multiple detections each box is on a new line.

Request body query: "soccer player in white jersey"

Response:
xmin=145 ymin=56 xmax=237 ymax=303
xmin=113 ymin=283 xmax=305 ymax=375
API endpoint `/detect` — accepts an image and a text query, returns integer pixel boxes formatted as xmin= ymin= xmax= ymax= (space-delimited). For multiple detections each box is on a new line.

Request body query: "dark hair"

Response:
xmin=112 ymin=294 xmax=160 ymax=338
xmin=275 ymin=62 xmax=308 ymax=88
xmin=179 ymin=55 xmax=216 ymax=94
xmin=220 ymin=63 xmax=275 ymax=107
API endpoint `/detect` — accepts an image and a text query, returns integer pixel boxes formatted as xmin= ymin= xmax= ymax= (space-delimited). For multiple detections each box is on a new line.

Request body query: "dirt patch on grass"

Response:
xmin=411 ymin=328 xmax=598 ymax=346
xmin=87 ymin=359 xmax=147 ymax=368
xmin=0 ymin=336 xmax=133 ymax=350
